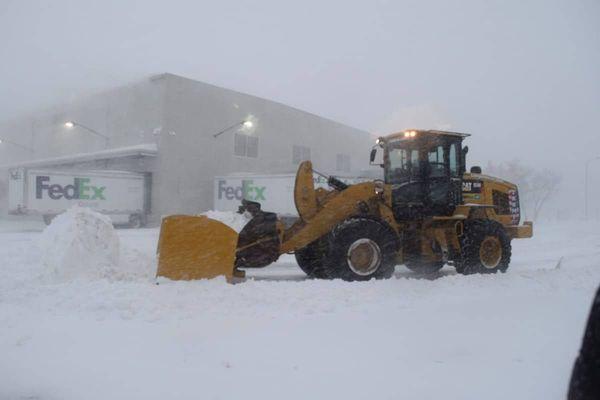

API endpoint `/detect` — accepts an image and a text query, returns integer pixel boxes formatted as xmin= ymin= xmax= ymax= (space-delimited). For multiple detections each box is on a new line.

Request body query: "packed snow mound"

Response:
xmin=39 ymin=207 xmax=120 ymax=281
xmin=202 ymin=210 xmax=252 ymax=233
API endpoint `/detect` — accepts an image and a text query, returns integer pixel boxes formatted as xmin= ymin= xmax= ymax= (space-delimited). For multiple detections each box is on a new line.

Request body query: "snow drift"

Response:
xmin=3 ymin=216 xmax=599 ymax=399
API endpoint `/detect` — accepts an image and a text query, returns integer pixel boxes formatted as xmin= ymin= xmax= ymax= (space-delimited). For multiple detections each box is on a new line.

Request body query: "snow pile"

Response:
xmin=39 ymin=206 xmax=120 ymax=281
xmin=202 ymin=210 xmax=252 ymax=233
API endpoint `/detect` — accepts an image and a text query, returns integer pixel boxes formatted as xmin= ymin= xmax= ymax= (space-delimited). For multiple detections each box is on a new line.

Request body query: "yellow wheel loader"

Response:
xmin=156 ymin=130 xmax=533 ymax=281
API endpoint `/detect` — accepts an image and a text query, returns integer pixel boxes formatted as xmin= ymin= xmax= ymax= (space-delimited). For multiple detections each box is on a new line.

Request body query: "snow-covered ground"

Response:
xmin=1 ymin=219 xmax=599 ymax=400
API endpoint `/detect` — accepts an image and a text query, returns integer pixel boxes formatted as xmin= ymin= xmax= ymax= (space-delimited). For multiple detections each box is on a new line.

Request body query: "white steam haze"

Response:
xmin=1 ymin=0 xmax=599 ymax=218
xmin=2 ymin=3 xmax=600 ymax=398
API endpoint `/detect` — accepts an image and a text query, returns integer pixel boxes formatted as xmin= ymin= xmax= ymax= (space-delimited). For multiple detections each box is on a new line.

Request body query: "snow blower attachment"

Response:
xmin=157 ymin=130 xmax=534 ymax=282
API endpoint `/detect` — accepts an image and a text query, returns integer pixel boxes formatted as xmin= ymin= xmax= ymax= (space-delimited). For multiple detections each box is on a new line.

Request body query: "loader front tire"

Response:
xmin=295 ymin=237 xmax=329 ymax=279
xmin=323 ymin=218 xmax=398 ymax=281
xmin=455 ymin=219 xmax=511 ymax=275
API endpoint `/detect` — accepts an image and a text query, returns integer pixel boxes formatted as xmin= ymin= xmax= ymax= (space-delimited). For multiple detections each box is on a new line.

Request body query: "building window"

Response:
xmin=336 ymin=153 xmax=351 ymax=172
xmin=293 ymin=145 xmax=311 ymax=164
xmin=234 ymin=133 xmax=258 ymax=158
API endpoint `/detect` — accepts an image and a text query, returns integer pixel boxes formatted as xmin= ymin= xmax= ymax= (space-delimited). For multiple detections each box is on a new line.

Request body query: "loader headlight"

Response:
xmin=374 ymin=180 xmax=385 ymax=195
xmin=404 ymin=130 xmax=417 ymax=138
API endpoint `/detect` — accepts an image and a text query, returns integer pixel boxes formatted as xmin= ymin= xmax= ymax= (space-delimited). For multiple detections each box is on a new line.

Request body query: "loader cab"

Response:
xmin=379 ymin=130 xmax=469 ymax=221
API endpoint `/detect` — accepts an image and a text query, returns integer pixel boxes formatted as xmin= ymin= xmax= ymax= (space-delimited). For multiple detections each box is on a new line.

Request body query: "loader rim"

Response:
xmin=347 ymin=238 xmax=382 ymax=276
xmin=479 ymin=236 xmax=502 ymax=269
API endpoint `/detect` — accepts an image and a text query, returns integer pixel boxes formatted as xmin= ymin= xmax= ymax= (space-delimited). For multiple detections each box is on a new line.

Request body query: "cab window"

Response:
xmin=449 ymin=143 xmax=459 ymax=176
xmin=387 ymin=147 xmax=419 ymax=184
xmin=428 ymin=145 xmax=446 ymax=178
xmin=411 ymin=149 xmax=420 ymax=175
xmin=388 ymin=148 xmax=408 ymax=170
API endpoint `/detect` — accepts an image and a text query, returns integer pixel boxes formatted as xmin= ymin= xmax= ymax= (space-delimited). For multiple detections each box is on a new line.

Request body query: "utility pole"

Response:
xmin=584 ymin=157 xmax=600 ymax=219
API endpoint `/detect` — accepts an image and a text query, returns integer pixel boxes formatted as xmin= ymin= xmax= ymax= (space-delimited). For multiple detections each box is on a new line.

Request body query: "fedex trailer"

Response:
xmin=214 ymin=173 xmax=367 ymax=216
xmin=8 ymin=168 xmax=150 ymax=227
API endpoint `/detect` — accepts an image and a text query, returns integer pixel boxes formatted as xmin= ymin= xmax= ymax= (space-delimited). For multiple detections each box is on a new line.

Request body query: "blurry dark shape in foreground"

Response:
xmin=568 ymin=285 xmax=600 ymax=400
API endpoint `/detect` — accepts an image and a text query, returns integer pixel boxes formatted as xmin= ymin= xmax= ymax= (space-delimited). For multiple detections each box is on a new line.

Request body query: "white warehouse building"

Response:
xmin=0 ymin=73 xmax=376 ymax=224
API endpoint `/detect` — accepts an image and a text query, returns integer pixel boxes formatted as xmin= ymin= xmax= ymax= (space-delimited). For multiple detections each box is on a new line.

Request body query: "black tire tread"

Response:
xmin=323 ymin=217 xmax=399 ymax=281
xmin=295 ymin=237 xmax=330 ymax=279
xmin=456 ymin=219 xmax=512 ymax=274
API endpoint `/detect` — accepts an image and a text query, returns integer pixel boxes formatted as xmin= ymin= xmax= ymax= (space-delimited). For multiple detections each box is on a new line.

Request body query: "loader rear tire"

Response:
xmin=295 ymin=237 xmax=329 ymax=279
xmin=323 ymin=218 xmax=398 ymax=281
xmin=455 ymin=219 xmax=511 ymax=275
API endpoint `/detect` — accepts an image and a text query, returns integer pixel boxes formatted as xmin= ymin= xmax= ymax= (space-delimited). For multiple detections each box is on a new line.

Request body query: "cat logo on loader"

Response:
xmin=157 ymin=130 xmax=533 ymax=282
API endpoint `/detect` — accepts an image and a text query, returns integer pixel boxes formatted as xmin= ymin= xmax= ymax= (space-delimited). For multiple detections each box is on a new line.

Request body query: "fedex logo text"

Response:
xmin=36 ymin=176 xmax=106 ymax=200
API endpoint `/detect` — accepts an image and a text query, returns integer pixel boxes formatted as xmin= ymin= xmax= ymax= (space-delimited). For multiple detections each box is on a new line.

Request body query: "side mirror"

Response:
xmin=462 ymin=146 xmax=469 ymax=157
xmin=369 ymin=148 xmax=377 ymax=163
xmin=470 ymin=166 xmax=482 ymax=174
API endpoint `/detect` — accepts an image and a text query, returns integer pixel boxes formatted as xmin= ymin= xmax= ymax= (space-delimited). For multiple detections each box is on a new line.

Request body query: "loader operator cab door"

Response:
xmin=385 ymin=131 xmax=464 ymax=221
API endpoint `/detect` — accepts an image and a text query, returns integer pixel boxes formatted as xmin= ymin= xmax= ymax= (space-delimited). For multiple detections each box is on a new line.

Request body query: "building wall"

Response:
xmin=154 ymin=74 xmax=374 ymax=216
xmin=0 ymin=78 xmax=165 ymax=164
xmin=0 ymin=77 xmax=165 ymax=213
xmin=1 ymin=73 xmax=375 ymax=219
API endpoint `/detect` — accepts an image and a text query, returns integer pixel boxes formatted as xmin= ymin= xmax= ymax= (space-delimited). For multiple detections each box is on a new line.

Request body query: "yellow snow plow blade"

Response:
xmin=156 ymin=215 xmax=239 ymax=280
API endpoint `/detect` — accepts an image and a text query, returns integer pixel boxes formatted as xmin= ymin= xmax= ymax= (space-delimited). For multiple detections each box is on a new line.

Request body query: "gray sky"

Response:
xmin=1 ymin=0 xmax=599 ymax=215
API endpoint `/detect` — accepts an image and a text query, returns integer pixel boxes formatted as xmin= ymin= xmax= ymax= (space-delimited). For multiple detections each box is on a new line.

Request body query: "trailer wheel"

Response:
xmin=128 ymin=214 xmax=144 ymax=229
xmin=323 ymin=218 xmax=398 ymax=281
xmin=295 ymin=237 xmax=329 ymax=279
xmin=43 ymin=214 xmax=55 ymax=226
xmin=455 ymin=219 xmax=511 ymax=274
xmin=405 ymin=261 xmax=445 ymax=275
